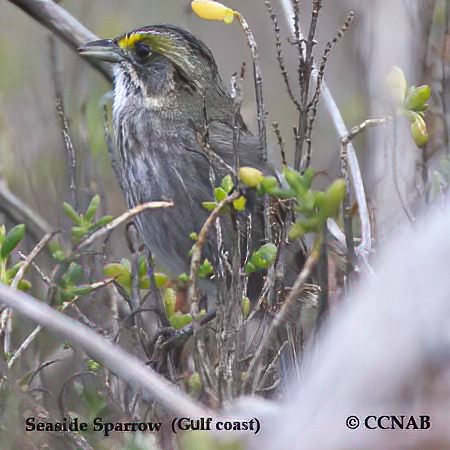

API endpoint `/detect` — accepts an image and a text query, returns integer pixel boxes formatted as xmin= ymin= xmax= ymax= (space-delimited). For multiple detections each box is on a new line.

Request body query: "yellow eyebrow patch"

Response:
xmin=117 ymin=33 xmax=144 ymax=49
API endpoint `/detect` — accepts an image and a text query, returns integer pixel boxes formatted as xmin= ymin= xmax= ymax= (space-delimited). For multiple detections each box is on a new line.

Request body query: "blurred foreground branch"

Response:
xmin=0 ymin=282 xmax=210 ymax=418
xmin=243 ymin=206 xmax=450 ymax=449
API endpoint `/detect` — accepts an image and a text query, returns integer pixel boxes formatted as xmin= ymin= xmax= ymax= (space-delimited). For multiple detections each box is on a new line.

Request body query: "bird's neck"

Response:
xmin=113 ymin=64 xmax=233 ymax=127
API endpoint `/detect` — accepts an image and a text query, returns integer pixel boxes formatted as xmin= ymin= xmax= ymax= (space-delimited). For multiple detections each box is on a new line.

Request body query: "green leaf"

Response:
xmin=138 ymin=255 xmax=148 ymax=277
xmin=5 ymin=262 xmax=22 ymax=281
xmin=410 ymin=113 xmax=429 ymax=147
xmin=63 ymin=202 xmax=82 ymax=225
xmin=178 ymin=272 xmax=190 ymax=283
xmin=232 ymin=195 xmax=246 ymax=211
xmin=244 ymin=261 xmax=256 ymax=274
xmin=170 ymin=313 xmax=193 ymax=329
xmin=198 ymin=259 xmax=213 ymax=279
xmin=18 ymin=279 xmax=32 ymax=292
xmin=302 ymin=168 xmax=315 ymax=189
xmin=252 ymin=243 xmax=277 ymax=269
xmin=283 ymin=167 xmax=310 ymax=197
xmin=187 ymin=372 xmax=202 ymax=394
xmin=264 ymin=186 xmax=295 ymax=199
xmin=103 ymin=263 xmax=131 ymax=288
xmin=104 ymin=262 xmax=129 ymax=279
xmin=154 ymin=272 xmax=170 ymax=288
xmin=296 ymin=190 xmax=316 ymax=213
xmin=221 ymin=174 xmax=234 ymax=194
xmin=242 ymin=296 xmax=250 ymax=319
xmin=138 ymin=276 xmax=150 ymax=289
xmin=164 ymin=288 xmax=176 ymax=318
xmin=1 ymin=224 xmax=25 ymax=259
xmin=260 ymin=176 xmax=278 ymax=192
xmin=322 ymin=178 xmax=346 ymax=218
xmin=68 ymin=285 xmax=94 ymax=296
xmin=93 ymin=215 xmax=113 ymax=229
xmin=71 ymin=226 xmax=88 ymax=241
xmin=202 ymin=201 xmax=218 ymax=211
xmin=66 ymin=262 xmax=84 ymax=285
xmin=48 ymin=241 xmax=65 ymax=262
xmin=87 ymin=359 xmax=101 ymax=371
xmin=298 ymin=217 xmax=322 ymax=233
xmin=247 ymin=243 xmax=278 ymax=273
xmin=189 ymin=232 xmax=198 ymax=241
xmin=214 ymin=187 xmax=227 ymax=202
xmin=85 ymin=194 xmax=100 ymax=222
xmin=0 ymin=225 xmax=6 ymax=247
xmin=288 ymin=222 xmax=306 ymax=240
xmin=404 ymin=85 xmax=431 ymax=111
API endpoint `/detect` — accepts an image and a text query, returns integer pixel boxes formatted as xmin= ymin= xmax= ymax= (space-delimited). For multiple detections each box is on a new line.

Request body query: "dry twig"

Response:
xmin=77 ymin=201 xmax=173 ymax=250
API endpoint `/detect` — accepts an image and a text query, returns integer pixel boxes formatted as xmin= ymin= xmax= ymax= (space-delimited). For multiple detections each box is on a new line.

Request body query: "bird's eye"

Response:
xmin=135 ymin=43 xmax=151 ymax=59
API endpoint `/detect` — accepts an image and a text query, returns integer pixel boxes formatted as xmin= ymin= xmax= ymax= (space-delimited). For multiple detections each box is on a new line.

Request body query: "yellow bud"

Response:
xmin=386 ymin=66 xmax=408 ymax=106
xmin=239 ymin=167 xmax=264 ymax=188
xmin=191 ymin=1 xmax=235 ymax=24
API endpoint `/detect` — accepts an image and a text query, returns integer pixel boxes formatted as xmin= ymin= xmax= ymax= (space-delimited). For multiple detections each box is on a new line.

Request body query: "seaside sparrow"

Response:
xmin=79 ymin=25 xmax=301 ymax=289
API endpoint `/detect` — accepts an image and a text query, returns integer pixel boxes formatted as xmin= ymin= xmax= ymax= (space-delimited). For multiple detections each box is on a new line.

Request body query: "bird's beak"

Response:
xmin=78 ymin=39 xmax=124 ymax=63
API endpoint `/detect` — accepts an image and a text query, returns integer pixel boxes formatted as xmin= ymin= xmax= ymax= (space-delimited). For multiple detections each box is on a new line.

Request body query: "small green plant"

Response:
xmin=63 ymin=194 xmax=113 ymax=243
xmin=202 ymin=175 xmax=246 ymax=212
xmin=163 ymin=288 xmax=205 ymax=329
xmin=245 ymin=243 xmax=277 ymax=274
xmin=239 ymin=166 xmax=345 ymax=240
xmin=0 ymin=224 xmax=31 ymax=292
xmin=103 ymin=256 xmax=169 ymax=293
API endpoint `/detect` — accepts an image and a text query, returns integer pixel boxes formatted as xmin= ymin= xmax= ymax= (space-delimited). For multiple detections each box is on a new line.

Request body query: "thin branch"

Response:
xmin=12 ymin=232 xmax=55 ymax=289
xmin=4 ymin=233 xmax=54 ymax=357
xmin=76 ymin=201 xmax=173 ymax=251
xmin=49 ymin=36 xmax=78 ymax=211
xmin=279 ymin=2 xmax=373 ymax=261
xmin=391 ymin=118 xmax=415 ymax=223
xmin=272 ymin=121 xmax=287 ymax=166
xmin=234 ymin=12 xmax=268 ymax=162
xmin=0 ymin=283 xmax=211 ymax=418
xmin=18 ymin=251 xmax=51 ymax=285
xmin=244 ymin=236 xmax=322 ymax=393
xmin=340 ymin=117 xmax=391 ymax=283
xmin=265 ymin=0 xmax=301 ymax=110
xmin=189 ymin=192 xmax=240 ymax=316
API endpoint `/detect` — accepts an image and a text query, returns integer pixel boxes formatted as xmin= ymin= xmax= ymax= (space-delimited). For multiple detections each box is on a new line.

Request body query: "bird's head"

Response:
xmin=79 ymin=25 xmax=227 ymax=104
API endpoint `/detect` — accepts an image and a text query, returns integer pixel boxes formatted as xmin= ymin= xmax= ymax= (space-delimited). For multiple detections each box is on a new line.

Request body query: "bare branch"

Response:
xmin=12 ymin=232 xmax=56 ymax=289
xmin=265 ymin=0 xmax=301 ymax=110
xmin=189 ymin=192 xmax=240 ymax=316
xmin=279 ymin=2 xmax=373 ymax=262
xmin=245 ymin=237 xmax=322 ymax=393
xmin=234 ymin=12 xmax=268 ymax=162
xmin=77 ymin=201 xmax=173 ymax=251
xmin=49 ymin=36 xmax=78 ymax=211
